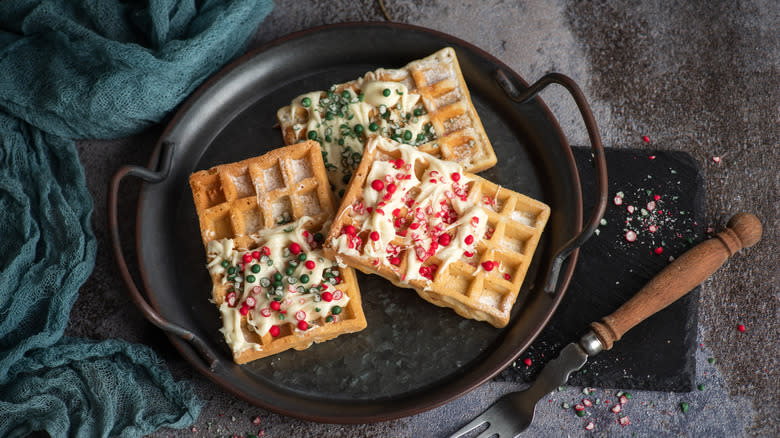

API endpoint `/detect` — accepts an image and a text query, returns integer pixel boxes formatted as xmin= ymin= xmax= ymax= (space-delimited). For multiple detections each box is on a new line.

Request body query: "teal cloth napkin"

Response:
xmin=0 ymin=1 xmax=273 ymax=436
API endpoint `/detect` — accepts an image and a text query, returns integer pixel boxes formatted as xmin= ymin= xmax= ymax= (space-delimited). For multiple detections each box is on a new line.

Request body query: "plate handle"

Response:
xmin=108 ymin=141 xmax=219 ymax=371
xmin=496 ymin=71 xmax=608 ymax=294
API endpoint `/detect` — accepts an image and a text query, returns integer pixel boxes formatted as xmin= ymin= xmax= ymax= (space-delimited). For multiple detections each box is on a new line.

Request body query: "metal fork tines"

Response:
xmin=449 ymin=391 xmax=536 ymax=438
xmin=449 ymin=343 xmax=589 ymax=438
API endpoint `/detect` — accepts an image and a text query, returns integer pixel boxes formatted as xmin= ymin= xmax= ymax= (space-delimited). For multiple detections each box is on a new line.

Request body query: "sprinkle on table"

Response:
xmin=737 ymin=323 xmax=746 ymax=332
xmin=680 ymin=401 xmax=690 ymax=413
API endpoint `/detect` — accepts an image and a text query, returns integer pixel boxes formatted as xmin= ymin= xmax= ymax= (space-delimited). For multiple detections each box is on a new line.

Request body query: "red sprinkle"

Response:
xmin=343 ymin=224 xmax=356 ymax=236
xmin=270 ymin=300 xmax=281 ymax=311
xmin=523 ymin=358 xmax=532 ymax=367
xmin=649 ymin=155 xmax=656 ymax=160
xmin=239 ymin=305 xmax=249 ymax=316
xmin=289 ymin=242 xmax=301 ymax=255
xmin=305 ymin=260 xmax=316 ymax=270
xmin=504 ymin=273 xmax=512 ymax=281
xmin=389 ymin=256 xmax=401 ymax=265
xmin=369 ymin=231 xmax=380 ymax=241
xmin=297 ymin=320 xmax=308 ymax=331
xmin=713 ymin=156 xmax=721 ymax=163
xmin=737 ymin=324 xmax=746 ymax=332
xmin=642 ymin=135 xmax=650 ymax=143
xmin=625 ymin=230 xmax=637 ymax=242
xmin=242 ymin=253 xmax=253 ymax=263
xmin=438 ymin=234 xmax=451 ymax=246
xmin=269 ymin=325 xmax=280 ymax=337
xmin=481 ymin=261 xmax=495 ymax=271
xmin=654 ymin=194 xmax=661 ymax=201
xmin=451 ymin=172 xmax=461 ymax=182
xmin=464 ymin=234 xmax=474 ymax=245
xmin=262 ymin=246 xmax=271 ymax=256
xmin=614 ymin=195 xmax=624 ymax=206
xmin=654 ymin=247 xmax=664 ymax=255
xmin=371 ymin=179 xmax=385 ymax=191
xmin=252 ymin=250 xmax=261 ymax=259
xmin=395 ymin=158 xmax=405 ymax=169
xmin=321 ymin=291 xmax=333 ymax=302
xmin=387 ymin=182 xmax=397 ymax=194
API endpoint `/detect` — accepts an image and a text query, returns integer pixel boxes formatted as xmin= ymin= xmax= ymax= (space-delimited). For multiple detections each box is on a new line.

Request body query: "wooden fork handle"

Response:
xmin=590 ymin=212 xmax=762 ymax=350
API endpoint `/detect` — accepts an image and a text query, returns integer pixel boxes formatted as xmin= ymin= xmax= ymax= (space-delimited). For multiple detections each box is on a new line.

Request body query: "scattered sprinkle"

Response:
xmin=737 ymin=324 xmax=746 ymax=333
xmin=642 ymin=135 xmax=650 ymax=143
xmin=708 ymin=357 xmax=716 ymax=364
xmin=523 ymin=358 xmax=532 ymax=367
xmin=697 ymin=384 xmax=705 ymax=391
xmin=680 ymin=401 xmax=690 ymax=413
xmin=585 ymin=421 xmax=595 ymax=431
xmin=712 ymin=156 xmax=721 ymax=163
xmin=625 ymin=230 xmax=637 ymax=242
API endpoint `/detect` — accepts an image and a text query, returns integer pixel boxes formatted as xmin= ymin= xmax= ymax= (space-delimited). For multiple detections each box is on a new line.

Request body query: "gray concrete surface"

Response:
xmin=70 ymin=1 xmax=778 ymax=436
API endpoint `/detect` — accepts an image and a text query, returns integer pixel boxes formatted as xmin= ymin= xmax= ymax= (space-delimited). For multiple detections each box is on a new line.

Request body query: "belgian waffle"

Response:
xmin=323 ymin=136 xmax=549 ymax=328
xmin=277 ymin=47 xmax=497 ymax=197
xmin=189 ymin=141 xmax=366 ymax=363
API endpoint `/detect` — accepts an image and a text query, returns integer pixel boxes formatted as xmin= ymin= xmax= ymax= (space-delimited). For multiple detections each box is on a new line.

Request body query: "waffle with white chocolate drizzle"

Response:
xmin=189 ymin=141 xmax=366 ymax=364
xmin=277 ymin=47 xmax=497 ymax=198
xmin=323 ymin=136 xmax=549 ymax=328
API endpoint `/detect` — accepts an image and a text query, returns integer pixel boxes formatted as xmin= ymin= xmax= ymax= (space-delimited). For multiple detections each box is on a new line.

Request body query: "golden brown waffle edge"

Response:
xmin=189 ymin=141 xmax=367 ymax=364
xmin=323 ymin=136 xmax=549 ymax=328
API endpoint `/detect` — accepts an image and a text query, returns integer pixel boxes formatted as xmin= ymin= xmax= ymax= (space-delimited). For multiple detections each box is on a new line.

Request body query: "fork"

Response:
xmin=449 ymin=212 xmax=762 ymax=438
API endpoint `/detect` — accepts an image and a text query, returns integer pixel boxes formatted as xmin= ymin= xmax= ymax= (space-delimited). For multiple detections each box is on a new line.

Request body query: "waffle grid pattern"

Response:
xmin=277 ymin=47 xmax=497 ymax=187
xmin=189 ymin=141 xmax=366 ymax=363
xmin=324 ymin=138 xmax=549 ymax=328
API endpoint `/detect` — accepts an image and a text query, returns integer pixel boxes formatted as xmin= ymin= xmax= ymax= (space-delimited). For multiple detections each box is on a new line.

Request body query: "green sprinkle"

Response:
xmin=342 ymin=90 xmax=351 ymax=100
xmin=576 ymin=409 xmax=585 ymax=417
xmin=278 ymin=314 xmax=285 ymax=320
xmin=273 ymin=280 xmax=282 ymax=288
xmin=624 ymin=392 xmax=632 ymax=400
xmin=680 ymin=402 xmax=690 ymax=413
xmin=369 ymin=122 xmax=379 ymax=132
xmin=307 ymin=130 xmax=318 ymax=140
xmin=358 ymin=93 xmax=365 ymax=101
xmin=285 ymin=266 xmax=295 ymax=276
xmin=315 ymin=307 xmax=321 ymax=313
xmin=697 ymin=384 xmax=705 ymax=391
xmin=325 ymin=315 xmax=334 ymax=323
xmin=245 ymin=275 xmax=256 ymax=283
xmin=354 ymin=124 xmax=364 ymax=134
xmin=298 ymin=253 xmax=307 ymax=261
xmin=331 ymin=305 xmax=342 ymax=315
xmin=227 ymin=267 xmax=236 ymax=275
xmin=382 ymin=88 xmax=391 ymax=97
xmin=273 ymin=273 xmax=282 ymax=282
xmin=301 ymin=97 xmax=312 ymax=108
xmin=266 ymin=258 xmax=273 ymax=266
xmin=413 ymin=108 xmax=423 ymax=116
xmin=251 ymin=264 xmax=261 ymax=274
xmin=300 ymin=274 xmax=310 ymax=284
xmin=403 ymin=130 xmax=412 ymax=141
xmin=708 ymin=357 xmax=716 ymax=364
xmin=221 ymin=260 xmax=229 ymax=268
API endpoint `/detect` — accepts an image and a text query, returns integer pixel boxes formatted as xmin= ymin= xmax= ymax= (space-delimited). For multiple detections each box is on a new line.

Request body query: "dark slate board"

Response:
xmin=496 ymin=147 xmax=706 ymax=392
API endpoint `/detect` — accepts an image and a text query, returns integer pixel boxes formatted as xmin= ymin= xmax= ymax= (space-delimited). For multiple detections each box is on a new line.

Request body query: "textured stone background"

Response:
xmin=71 ymin=1 xmax=778 ymax=436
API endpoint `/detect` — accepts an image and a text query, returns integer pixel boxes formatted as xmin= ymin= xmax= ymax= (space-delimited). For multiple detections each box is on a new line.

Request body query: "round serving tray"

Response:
xmin=110 ymin=22 xmax=607 ymax=423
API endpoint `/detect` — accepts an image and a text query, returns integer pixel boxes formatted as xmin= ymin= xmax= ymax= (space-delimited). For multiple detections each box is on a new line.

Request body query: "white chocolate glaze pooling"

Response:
xmin=287 ymin=80 xmax=436 ymax=196
xmin=206 ymin=217 xmax=349 ymax=355
xmin=332 ymin=138 xmax=488 ymax=288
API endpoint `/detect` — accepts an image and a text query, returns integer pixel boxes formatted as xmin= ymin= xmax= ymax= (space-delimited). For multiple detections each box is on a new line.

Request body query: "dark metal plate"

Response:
xmin=135 ymin=22 xmax=582 ymax=422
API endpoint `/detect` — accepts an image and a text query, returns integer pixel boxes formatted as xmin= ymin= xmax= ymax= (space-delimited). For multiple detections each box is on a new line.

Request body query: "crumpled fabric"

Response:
xmin=0 ymin=0 xmax=273 ymax=436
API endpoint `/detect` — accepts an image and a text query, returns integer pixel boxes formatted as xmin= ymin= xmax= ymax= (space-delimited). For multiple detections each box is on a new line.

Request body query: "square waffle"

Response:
xmin=189 ymin=141 xmax=366 ymax=364
xmin=277 ymin=47 xmax=497 ymax=197
xmin=323 ymin=136 xmax=550 ymax=328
